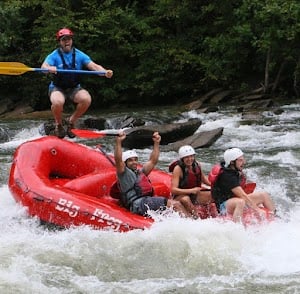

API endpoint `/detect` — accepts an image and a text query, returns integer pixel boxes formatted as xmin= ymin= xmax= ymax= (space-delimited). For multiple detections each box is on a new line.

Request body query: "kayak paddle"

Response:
xmin=0 ymin=62 xmax=106 ymax=76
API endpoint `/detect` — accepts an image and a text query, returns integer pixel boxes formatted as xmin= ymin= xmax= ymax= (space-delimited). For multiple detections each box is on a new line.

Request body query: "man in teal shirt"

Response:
xmin=41 ymin=27 xmax=113 ymax=138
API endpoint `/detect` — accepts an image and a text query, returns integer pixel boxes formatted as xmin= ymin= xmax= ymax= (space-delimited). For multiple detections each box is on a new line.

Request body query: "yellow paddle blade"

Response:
xmin=0 ymin=62 xmax=34 ymax=75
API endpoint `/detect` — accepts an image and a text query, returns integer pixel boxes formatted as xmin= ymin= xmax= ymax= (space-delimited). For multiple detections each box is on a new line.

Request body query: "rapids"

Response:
xmin=0 ymin=102 xmax=299 ymax=293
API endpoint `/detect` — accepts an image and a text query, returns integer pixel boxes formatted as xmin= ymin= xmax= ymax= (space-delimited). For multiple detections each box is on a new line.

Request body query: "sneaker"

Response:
xmin=66 ymin=121 xmax=76 ymax=138
xmin=54 ymin=124 xmax=66 ymax=139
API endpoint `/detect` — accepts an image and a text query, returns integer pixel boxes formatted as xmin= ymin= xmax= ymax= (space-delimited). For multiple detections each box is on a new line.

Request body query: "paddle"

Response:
xmin=71 ymin=129 xmax=121 ymax=138
xmin=72 ymin=128 xmax=155 ymax=139
xmin=0 ymin=62 xmax=106 ymax=76
xmin=96 ymin=144 xmax=116 ymax=166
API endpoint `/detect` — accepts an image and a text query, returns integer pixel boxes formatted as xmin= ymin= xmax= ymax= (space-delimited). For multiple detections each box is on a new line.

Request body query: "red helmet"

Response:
xmin=56 ymin=28 xmax=74 ymax=41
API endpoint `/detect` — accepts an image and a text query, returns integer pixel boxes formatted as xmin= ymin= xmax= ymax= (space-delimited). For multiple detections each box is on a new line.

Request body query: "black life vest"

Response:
xmin=110 ymin=169 xmax=154 ymax=209
xmin=169 ymin=159 xmax=202 ymax=188
xmin=210 ymin=162 xmax=247 ymax=209
xmin=52 ymin=47 xmax=80 ymax=89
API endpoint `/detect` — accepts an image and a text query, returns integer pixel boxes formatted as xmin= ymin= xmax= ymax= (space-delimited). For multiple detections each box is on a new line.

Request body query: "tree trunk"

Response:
xmin=293 ymin=58 xmax=300 ymax=98
xmin=264 ymin=47 xmax=271 ymax=93
xmin=271 ymin=60 xmax=287 ymax=94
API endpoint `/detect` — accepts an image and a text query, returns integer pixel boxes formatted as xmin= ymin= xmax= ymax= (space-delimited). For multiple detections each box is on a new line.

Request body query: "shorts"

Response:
xmin=132 ymin=196 xmax=168 ymax=216
xmin=219 ymin=201 xmax=227 ymax=215
xmin=49 ymin=86 xmax=83 ymax=101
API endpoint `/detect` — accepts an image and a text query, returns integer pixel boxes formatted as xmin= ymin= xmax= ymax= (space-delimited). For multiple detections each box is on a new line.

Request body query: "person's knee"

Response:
xmin=51 ymin=99 xmax=64 ymax=109
xmin=261 ymin=191 xmax=271 ymax=200
xmin=82 ymin=95 xmax=91 ymax=105
xmin=235 ymin=198 xmax=245 ymax=209
xmin=253 ymin=191 xmax=270 ymax=202
xmin=75 ymin=90 xmax=91 ymax=105
xmin=180 ymin=196 xmax=192 ymax=206
xmin=168 ymin=199 xmax=181 ymax=210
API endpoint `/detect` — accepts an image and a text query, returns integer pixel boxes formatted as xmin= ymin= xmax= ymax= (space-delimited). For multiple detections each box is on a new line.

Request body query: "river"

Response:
xmin=0 ymin=102 xmax=299 ymax=294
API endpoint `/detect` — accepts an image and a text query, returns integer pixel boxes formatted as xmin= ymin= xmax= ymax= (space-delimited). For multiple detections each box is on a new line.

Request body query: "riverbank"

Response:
xmin=0 ymin=89 xmax=298 ymax=121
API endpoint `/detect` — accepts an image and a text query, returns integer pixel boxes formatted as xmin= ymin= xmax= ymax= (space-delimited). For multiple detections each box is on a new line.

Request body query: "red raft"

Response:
xmin=8 ymin=137 xmax=273 ymax=232
xmin=8 ymin=136 xmax=176 ymax=232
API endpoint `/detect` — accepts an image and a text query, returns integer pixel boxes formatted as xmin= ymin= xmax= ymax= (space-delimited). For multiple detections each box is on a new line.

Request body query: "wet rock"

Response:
xmin=0 ymin=99 xmax=14 ymax=115
xmin=0 ymin=127 xmax=10 ymax=142
xmin=122 ymin=118 xmax=202 ymax=149
xmin=208 ymin=90 xmax=235 ymax=104
xmin=242 ymin=99 xmax=273 ymax=111
xmin=185 ymin=88 xmax=224 ymax=110
xmin=161 ymin=127 xmax=223 ymax=151
xmin=83 ymin=117 xmax=107 ymax=130
xmin=83 ymin=115 xmax=145 ymax=130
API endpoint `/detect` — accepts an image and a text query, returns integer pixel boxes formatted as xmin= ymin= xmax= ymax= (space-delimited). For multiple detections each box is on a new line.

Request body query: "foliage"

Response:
xmin=0 ymin=0 xmax=300 ymax=110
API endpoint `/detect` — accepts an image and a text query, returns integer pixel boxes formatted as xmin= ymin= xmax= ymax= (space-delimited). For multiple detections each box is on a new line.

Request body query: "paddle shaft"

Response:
xmin=0 ymin=62 xmax=106 ymax=76
xmin=96 ymin=145 xmax=116 ymax=166
xmin=71 ymin=129 xmax=121 ymax=138
xmin=71 ymin=129 xmax=155 ymax=139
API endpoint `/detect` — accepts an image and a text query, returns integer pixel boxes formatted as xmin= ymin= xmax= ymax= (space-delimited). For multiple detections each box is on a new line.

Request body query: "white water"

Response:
xmin=0 ymin=103 xmax=299 ymax=293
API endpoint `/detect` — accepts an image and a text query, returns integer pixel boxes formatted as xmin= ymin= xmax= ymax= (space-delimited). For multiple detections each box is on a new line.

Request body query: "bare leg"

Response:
xmin=50 ymin=91 xmax=65 ymax=125
xmin=174 ymin=195 xmax=197 ymax=218
xmin=226 ymin=198 xmax=245 ymax=223
xmin=69 ymin=89 xmax=91 ymax=124
xmin=167 ymin=199 xmax=191 ymax=218
xmin=249 ymin=191 xmax=275 ymax=212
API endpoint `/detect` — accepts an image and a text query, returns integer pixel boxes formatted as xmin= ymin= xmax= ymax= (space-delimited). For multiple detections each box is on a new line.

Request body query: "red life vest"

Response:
xmin=208 ymin=164 xmax=223 ymax=187
xmin=169 ymin=159 xmax=202 ymax=188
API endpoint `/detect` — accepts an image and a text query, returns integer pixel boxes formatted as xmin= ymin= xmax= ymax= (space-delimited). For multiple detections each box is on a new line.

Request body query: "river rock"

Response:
xmin=83 ymin=117 xmax=107 ymax=130
xmin=122 ymin=118 xmax=202 ymax=149
xmin=0 ymin=127 xmax=10 ymax=142
xmin=83 ymin=115 xmax=145 ymax=130
xmin=161 ymin=127 xmax=224 ymax=151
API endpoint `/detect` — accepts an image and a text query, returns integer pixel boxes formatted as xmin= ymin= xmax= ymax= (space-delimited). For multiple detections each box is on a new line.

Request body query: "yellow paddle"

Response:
xmin=0 ymin=62 xmax=106 ymax=76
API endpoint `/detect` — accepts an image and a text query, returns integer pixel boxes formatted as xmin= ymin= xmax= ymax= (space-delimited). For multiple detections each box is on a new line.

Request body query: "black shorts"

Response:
xmin=49 ymin=86 xmax=83 ymax=101
xmin=133 ymin=196 xmax=168 ymax=216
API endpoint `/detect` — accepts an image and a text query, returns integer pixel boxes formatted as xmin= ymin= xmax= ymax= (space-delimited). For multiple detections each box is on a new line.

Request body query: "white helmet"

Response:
xmin=178 ymin=145 xmax=195 ymax=159
xmin=122 ymin=150 xmax=138 ymax=162
xmin=224 ymin=148 xmax=243 ymax=167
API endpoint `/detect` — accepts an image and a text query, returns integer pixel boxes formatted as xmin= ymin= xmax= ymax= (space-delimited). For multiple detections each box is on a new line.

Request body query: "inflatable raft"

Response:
xmin=8 ymin=137 xmax=273 ymax=232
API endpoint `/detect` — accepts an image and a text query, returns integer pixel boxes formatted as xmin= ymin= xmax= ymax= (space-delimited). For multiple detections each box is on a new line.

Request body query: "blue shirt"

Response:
xmin=44 ymin=47 xmax=92 ymax=89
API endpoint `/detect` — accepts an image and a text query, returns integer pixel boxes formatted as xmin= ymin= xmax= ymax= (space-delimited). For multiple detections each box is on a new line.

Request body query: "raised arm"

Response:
xmin=114 ymin=132 xmax=126 ymax=174
xmin=143 ymin=132 xmax=161 ymax=175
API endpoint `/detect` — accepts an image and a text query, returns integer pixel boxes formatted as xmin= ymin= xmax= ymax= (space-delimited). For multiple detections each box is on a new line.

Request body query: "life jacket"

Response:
xmin=169 ymin=159 xmax=202 ymax=188
xmin=208 ymin=164 xmax=223 ymax=187
xmin=110 ymin=169 xmax=153 ymax=209
xmin=209 ymin=162 xmax=248 ymax=209
xmin=208 ymin=163 xmax=247 ymax=188
xmin=52 ymin=47 xmax=80 ymax=89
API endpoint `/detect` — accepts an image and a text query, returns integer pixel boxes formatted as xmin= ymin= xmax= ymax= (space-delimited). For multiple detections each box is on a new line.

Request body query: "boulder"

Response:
xmin=83 ymin=115 xmax=145 ymax=130
xmin=161 ymin=127 xmax=224 ymax=151
xmin=122 ymin=118 xmax=202 ymax=149
xmin=83 ymin=117 xmax=107 ymax=130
